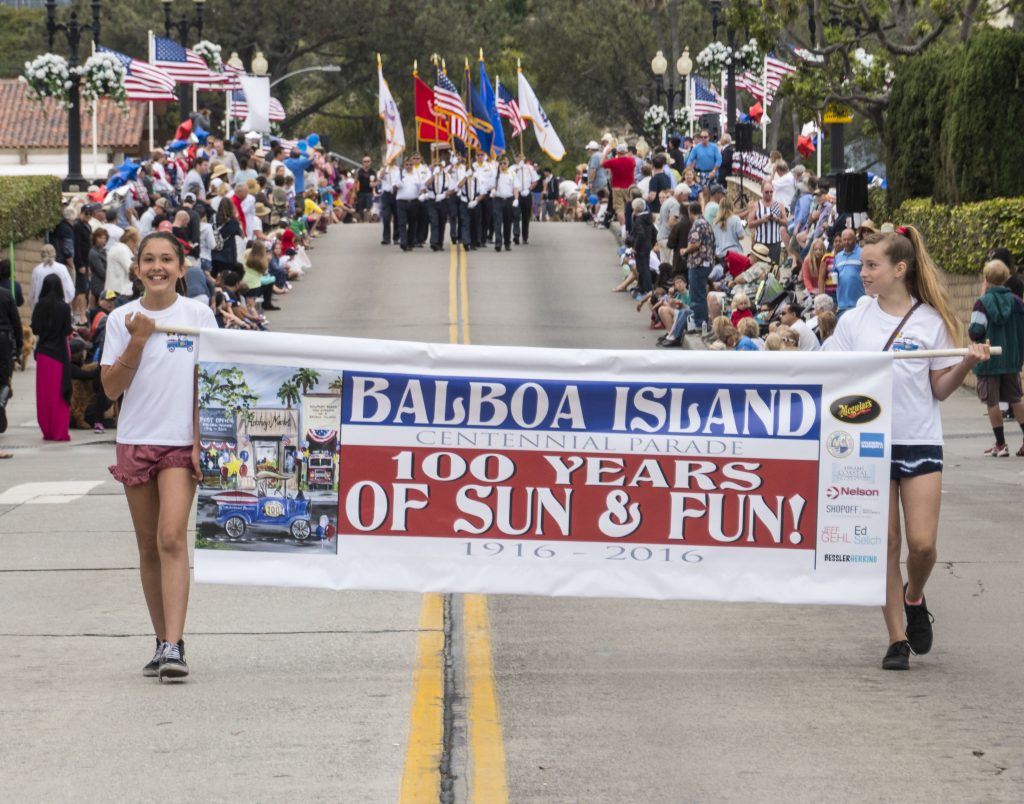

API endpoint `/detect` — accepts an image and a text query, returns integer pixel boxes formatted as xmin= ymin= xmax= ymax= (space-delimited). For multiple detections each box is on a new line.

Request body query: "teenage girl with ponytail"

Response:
xmin=101 ymin=232 xmax=217 ymax=682
xmin=823 ymin=225 xmax=991 ymax=670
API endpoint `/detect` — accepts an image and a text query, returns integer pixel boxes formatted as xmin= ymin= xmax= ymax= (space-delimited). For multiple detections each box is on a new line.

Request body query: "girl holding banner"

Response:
xmin=823 ymin=225 xmax=990 ymax=670
xmin=101 ymin=232 xmax=217 ymax=682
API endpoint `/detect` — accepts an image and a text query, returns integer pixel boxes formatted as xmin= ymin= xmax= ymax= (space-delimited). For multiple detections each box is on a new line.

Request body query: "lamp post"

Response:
xmin=161 ymin=0 xmax=205 ymax=118
xmin=45 ymin=0 xmax=101 ymax=192
xmin=709 ymin=0 xmax=738 ymax=133
xmin=651 ymin=49 xmax=690 ymax=126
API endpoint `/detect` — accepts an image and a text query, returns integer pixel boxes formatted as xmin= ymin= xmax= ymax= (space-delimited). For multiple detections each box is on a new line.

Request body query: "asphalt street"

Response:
xmin=1 ymin=219 xmax=1021 ymax=802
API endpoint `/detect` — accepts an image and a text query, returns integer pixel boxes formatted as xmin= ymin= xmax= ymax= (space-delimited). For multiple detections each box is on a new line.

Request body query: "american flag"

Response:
xmin=691 ymin=76 xmax=723 ymax=116
xmin=766 ymin=54 xmax=798 ymax=83
xmin=228 ymin=90 xmax=286 ymax=121
xmin=495 ymin=77 xmax=525 ymax=137
xmin=152 ymin=35 xmax=218 ymax=83
xmin=98 ymin=46 xmax=176 ymax=102
xmin=736 ymin=71 xmax=773 ymax=104
xmin=433 ymin=70 xmax=475 ymax=145
xmin=198 ymin=61 xmax=244 ymax=92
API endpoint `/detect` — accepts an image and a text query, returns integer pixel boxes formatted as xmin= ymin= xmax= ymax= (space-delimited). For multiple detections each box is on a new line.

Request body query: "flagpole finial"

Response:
xmin=377 ymin=52 xmax=382 ymax=67
xmin=479 ymin=48 xmax=484 ymax=61
xmin=464 ymin=57 xmax=469 ymax=70
xmin=442 ymin=58 xmax=446 ymax=71
xmin=517 ymin=58 xmax=522 ymax=70
xmin=413 ymin=59 xmax=418 ymax=75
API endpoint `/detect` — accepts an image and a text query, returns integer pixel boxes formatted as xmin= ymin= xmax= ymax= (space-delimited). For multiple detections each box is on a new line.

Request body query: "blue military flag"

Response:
xmin=478 ymin=57 xmax=506 ymax=156
xmin=463 ymin=62 xmax=494 ymax=155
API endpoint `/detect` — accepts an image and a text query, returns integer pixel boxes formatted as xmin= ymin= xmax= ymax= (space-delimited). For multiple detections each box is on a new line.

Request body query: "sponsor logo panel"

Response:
xmin=829 ymin=395 xmax=881 ymax=425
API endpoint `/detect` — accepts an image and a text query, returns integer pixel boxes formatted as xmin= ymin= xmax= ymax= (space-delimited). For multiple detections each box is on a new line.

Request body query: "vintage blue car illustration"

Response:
xmin=166 ymin=335 xmax=195 ymax=353
xmin=211 ymin=471 xmax=312 ymax=540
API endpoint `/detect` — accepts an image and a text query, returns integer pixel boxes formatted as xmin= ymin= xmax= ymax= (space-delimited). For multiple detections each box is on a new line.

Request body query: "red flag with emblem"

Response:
xmin=414 ymin=74 xmax=450 ymax=142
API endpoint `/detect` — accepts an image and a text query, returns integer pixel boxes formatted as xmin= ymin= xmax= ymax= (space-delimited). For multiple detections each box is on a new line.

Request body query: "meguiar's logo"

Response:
xmin=829 ymin=395 xmax=880 ymax=425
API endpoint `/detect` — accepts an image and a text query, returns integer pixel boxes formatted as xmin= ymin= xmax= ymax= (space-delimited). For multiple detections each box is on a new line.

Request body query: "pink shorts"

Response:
xmin=109 ymin=444 xmax=193 ymax=486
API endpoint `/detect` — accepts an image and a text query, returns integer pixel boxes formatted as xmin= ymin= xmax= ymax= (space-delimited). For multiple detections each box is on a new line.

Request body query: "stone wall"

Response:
xmin=939 ymin=267 xmax=984 ymax=389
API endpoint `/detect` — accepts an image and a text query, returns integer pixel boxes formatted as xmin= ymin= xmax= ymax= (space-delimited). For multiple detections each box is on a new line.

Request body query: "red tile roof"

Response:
xmin=0 ymin=79 xmax=146 ymax=149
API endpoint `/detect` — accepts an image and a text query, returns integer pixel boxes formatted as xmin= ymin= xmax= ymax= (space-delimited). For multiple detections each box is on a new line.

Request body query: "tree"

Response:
xmin=290 ymin=368 xmax=321 ymax=395
xmin=198 ymin=366 xmax=259 ymax=412
xmin=276 ymin=380 xmax=301 ymax=409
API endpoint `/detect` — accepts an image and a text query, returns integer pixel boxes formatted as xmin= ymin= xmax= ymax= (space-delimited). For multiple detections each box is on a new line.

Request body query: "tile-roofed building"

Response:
xmin=0 ymin=79 xmax=146 ymax=179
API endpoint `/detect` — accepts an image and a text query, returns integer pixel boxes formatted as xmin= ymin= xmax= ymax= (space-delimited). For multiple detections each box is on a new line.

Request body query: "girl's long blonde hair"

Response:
xmin=714 ymin=197 xmax=734 ymax=228
xmin=862 ymin=225 xmax=961 ymax=343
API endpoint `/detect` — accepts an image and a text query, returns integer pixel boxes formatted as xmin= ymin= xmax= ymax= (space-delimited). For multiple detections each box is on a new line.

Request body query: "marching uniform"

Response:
xmin=448 ymin=159 xmax=467 ymax=244
xmin=395 ymin=168 xmax=425 ymax=251
xmin=427 ymin=164 xmax=456 ymax=250
xmin=473 ymin=157 xmax=497 ymax=242
xmin=379 ymin=164 xmax=401 ymax=245
xmin=411 ymin=161 xmax=432 ymax=246
xmin=459 ymin=169 xmax=483 ymax=249
xmin=511 ymin=159 xmax=538 ymax=244
xmin=492 ymin=166 xmax=517 ymax=252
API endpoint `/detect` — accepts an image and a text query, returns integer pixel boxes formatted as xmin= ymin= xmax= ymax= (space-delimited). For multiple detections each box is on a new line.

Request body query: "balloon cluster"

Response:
xmin=296 ymin=133 xmax=321 ymax=154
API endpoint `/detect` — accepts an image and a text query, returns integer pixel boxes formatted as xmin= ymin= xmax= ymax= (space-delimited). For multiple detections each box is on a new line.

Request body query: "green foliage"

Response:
xmin=892 ymin=197 xmax=1024 ymax=275
xmin=867 ymin=187 xmax=891 ymax=224
xmin=886 ymin=29 xmax=1024 ymax=205
xmin=0 ymin=7 xmax=46 ymax=79
xmin=0 ymin=176 xmax=62 ymax=245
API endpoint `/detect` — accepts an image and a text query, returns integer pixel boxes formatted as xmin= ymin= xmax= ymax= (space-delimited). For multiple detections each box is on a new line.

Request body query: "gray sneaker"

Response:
xmin=143 ymin=638 xmax=162 ymax=677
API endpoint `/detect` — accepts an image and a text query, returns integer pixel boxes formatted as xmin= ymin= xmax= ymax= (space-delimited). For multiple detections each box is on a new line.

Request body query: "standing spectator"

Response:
xmin=968 ymin=260 xmax=1024 ymax=456
xmin=771 ymin=160 xmax=798 ymax=213
xmin=989 ymin=248 xmax=1022 ymax=299
xmin=645 ymin=153 xmax=672 ymax=214
xmin=716 ymin=133 xmax=733 ymax=186
xmin=712 ymin=198 xmax=746 ymax=262
xmin=29 ymin=244 xmax=75 ymax=308
xmin=106 ymin=228 xmax=139 ymax=297
xmin=0 ymin=259 xmax=24 ymax=308
xmin=585 ymin=141 xmax=608 ymax=199
xmin=283 ymin=148 xmax=313 ymax=195
xmin=627 ymin=198 xmax=656 ymax=299
xmin=0 ymin=275 xmax=21 ymax=434
xmin=656 ymin=185 xmax=685 ymax=259
xmin=801 ymin=238 xmax=826 ymax=296
xmin=355 ymin=155 xmax=377 ymax=223
xmin=834 ymin=228 xmax=865 ymax=315
xmin=31 ymin=274 xmax=73 ymax=442
xmin=747 ymin=183 xmax=786 ymax=265
xmin=181 ymin=156 xmax=209 ymax=202
xmin=704 ymin=183 xmax=726 ymax=224
xmin=681 ymin=201 xmax=716 ymax=329
xmin=87 ymin=228 xmax=110 ymax=304
xmin=665 ymin=197 xmax=692 ymax=278
xmin=209 ymin=137 xmax=239 ymax=183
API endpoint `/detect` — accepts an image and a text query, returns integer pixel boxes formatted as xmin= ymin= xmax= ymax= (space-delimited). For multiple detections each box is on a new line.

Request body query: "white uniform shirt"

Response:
xmin=430 ymin=166 xmax=450 ymax=196
xmin=513 ymin=162 xmax=538 ymax=195
xmin=474 ymin=161 xmax=496 ymax=193
xmin=494 ymin=170 xmax=516 ymax=198
xmin=395 ymin=171 xmax=424 ymax=201
xmin=382 ymin=165 xmax=402 ymax=193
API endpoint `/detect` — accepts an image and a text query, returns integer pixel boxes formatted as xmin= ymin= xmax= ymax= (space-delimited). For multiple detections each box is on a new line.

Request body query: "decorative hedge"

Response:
xmin=893 ymin=196 xmax=1024 ymax=276
xmin=0 ymin=175 xmax=63 ymax=245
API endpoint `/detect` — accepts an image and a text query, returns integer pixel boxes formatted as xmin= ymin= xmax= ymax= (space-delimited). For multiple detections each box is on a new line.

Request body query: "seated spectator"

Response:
xmin=736 ymin=317 xmax=765 ymax=350
xmin=816 ymin=310 xmax=837 ymax=343
xmin=801 ymin=238 xmax=825 ymax=296
xmin=708 ymin=316 xmax=740 ymax=350
xmin=807 ymin=293 xmax=835 ymax=337
xmin=730 ymin=292 xmax=754 ymax=327
xmin=729 ymin=243 xmax=772 ymax=299
xmin=777 ymin=300 xmax=818 ymax=350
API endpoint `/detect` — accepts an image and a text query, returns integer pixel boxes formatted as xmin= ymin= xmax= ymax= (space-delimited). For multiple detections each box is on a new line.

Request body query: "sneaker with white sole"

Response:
xmin=984 ymin=443 xmax=1010 ymax=457
xmin=158 ymin=640 xmax=188 ymax=682
xmin=142 ymin=637 xmax=162 ymax=677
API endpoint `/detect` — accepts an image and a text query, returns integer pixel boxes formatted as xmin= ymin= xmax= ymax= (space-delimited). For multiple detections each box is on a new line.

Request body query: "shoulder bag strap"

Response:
xmin=883 ymin=301 xmax=923 ymax=352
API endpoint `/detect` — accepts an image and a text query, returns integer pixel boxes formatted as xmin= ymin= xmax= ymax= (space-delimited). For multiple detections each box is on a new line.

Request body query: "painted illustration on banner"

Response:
xmin=194 ymin=362 xmax=344 ymax=554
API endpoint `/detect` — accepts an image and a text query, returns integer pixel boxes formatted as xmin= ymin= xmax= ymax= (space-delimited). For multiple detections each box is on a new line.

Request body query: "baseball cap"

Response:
xmin=183 ymin=192 xmax=197 ymax=203
xmin=103 ymin=289 xmax=118 ymax=301
xmin=708 ymin=183 xmax=726 ymax=195
xmin=586 ymin=140 xmax=599 ymax=150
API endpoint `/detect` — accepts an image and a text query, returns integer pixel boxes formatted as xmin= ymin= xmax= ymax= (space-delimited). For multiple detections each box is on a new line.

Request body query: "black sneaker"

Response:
xmin=158 ymin=640 xmax=188 ymax=682
xmin=882 ymin=640 xmax=911 ymax=670
xmin=904 ymin=583 xmax=934 ymax=655
xmin=143 ymin=637 xmax=162 ymax=677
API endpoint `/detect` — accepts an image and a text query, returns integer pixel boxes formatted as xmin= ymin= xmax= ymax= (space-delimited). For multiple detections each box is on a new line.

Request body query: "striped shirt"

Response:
xmin=754 ymin=200 xmax=783 ymax=245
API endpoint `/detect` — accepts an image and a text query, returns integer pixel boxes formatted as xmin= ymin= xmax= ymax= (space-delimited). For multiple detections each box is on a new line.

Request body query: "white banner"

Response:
xmin=240 ymin=74 xmax=271 ymax=133
xmin=193 ymin=329 xmax=892 ymax=605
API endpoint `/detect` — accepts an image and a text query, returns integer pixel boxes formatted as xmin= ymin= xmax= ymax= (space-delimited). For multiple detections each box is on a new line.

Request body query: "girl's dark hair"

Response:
xmin=0 ymin=258 xmax=10 ymax=281
xmin=34 ymin=273 xmax=70 ymax=333
xmin=91 ymin=228 xmax=109 ymax=246
xmin=137 ymin=231 xmax=188 ymax=296
xmin=216 ymin=199 xmax=236 ymax=224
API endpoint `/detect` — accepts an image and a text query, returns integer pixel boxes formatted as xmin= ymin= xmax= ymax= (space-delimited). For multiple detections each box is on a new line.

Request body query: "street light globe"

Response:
xmin=252 ymin=51 xmax=269 ymax=76
xmin=677 ymin=48 xmax=692 ymax=77
xmin=650 ymin=50 xmax=668 ymax=77
xmin=227 ymin=51 xmax=244 ymax=71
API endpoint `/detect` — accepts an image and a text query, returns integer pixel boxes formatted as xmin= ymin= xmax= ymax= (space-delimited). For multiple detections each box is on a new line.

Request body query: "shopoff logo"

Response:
xmin=830 ymin=395 xmax=881 ymax=425
xmin=827 ymin=485 xmax=879 ymax=499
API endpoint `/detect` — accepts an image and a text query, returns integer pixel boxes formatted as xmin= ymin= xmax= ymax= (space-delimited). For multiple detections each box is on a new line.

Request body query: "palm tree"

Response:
xmin=328 ymin=376 xmax=343 ymax=395
xmin=291 ymin=368 xmax=321 ymax=395
xmin=277 ymin=381 xmax=301 ymax=409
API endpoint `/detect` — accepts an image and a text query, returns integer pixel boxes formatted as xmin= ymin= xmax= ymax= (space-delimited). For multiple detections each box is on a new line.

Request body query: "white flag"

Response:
xmin=517 ymin=69 xmax=565 ymax=161
xmin=239 ymin=74 xmax=271 ymax=133
xmin=378 ymin=66 xmax=405 ymax=166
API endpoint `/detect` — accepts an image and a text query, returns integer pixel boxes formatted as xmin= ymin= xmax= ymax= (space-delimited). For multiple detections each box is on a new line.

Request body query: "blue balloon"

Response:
xmin=306 ymin=133 xmax=320 ymax=147
xmin=165 ymin=139 xmax=189 ymax=152
xmin=239 ymin=450 xmax=249 ymax=461
xmin=297 ymin=141 xmax=308 ymax=153
xmin=194 ymin=126 xmax=210 ymax=144
xmin=588 ymin=194 xmax=598 ymax=206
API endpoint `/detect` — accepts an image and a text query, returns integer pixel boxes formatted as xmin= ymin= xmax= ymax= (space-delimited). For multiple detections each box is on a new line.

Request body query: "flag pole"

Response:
xmin=464 ymin=57 xmax=473 ymax=161
xmin=431 ymin=54 xmax=441 ymax=162
xmin=148 ymin=102 xmax=155 ymax=152
xmin=816 ymin=115 xmax=823 ymax=177
xmin=514 ymin=61 xmax=525 ymax=158
xmin=90 ymin=40 xmax=99 ymax=181
xmin=442 ymin=59 xmax=454 ymax=151
xmin=413 ymin=59 xmax=421 ymax=159
xmin=761 ymin=54 xmax=768 ymax=148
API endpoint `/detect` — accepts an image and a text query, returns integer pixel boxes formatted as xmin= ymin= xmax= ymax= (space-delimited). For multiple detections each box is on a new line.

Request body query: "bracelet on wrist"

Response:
xmin=117 ymin=357 xmax=139 ymax=371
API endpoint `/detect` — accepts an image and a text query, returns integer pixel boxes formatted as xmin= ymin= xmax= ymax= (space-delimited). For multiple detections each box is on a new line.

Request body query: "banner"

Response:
xmin=239 ymin=74 xmax=271 ymax=133
xmin=193 ymin=330 xmax=892 ymax=605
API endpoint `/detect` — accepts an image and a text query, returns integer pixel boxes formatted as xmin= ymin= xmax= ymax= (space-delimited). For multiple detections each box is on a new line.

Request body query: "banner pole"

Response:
xmin=148 ymin=101 xmax=155 ymax=152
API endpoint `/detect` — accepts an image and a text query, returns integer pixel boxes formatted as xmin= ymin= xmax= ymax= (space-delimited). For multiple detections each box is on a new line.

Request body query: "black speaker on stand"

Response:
xmin=733 ymin=123 xmax=755 ymax=208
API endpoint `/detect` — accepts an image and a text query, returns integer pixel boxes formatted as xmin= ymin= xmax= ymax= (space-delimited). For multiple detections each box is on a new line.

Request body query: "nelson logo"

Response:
xmin=827 ymin=486 xmax=880 ymax=499
xmin=830 ymin=395 xmax=881 ymax=425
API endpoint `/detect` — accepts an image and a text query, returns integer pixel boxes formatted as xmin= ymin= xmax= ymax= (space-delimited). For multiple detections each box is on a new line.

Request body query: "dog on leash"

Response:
xmin=18 ymin=321 xmax=34 ymax=370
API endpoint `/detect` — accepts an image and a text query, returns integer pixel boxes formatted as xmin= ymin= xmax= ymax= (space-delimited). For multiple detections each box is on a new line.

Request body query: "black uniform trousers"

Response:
xmin=492 ymin=196 xmax=513 ymax=250
xmin=428 ymin=197 xmax=454 ymax=249
xmin=480 ymin=196 xmax=494 ymax=243
xmin=396 ymin=198 xmax=415 ymax=249
xmin=512 ymin=193 xmax=532 ymax=244
xmin=380 ymin=192 xmax=398 ymax=244
xmin=459 ymin=199 xmax=480 ymax=247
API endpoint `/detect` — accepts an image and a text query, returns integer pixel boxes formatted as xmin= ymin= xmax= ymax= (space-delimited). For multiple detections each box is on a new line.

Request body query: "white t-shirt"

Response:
xmin=790 ymin=317 xmax=819 ymax=351
xmin=101 ymin=296 xmax=218 ymax=446
xmin=822 ymin=297 xmax=960 ymax=445
xmin=772 ymin=171 xmax=798 ymax=211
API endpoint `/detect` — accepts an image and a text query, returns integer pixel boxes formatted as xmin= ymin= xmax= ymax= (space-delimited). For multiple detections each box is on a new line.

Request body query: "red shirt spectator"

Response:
xmin=601 ymin=156 xmax=636 ymax=189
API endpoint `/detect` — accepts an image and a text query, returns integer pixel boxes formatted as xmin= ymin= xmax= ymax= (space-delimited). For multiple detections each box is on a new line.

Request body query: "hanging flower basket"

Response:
xmin=193 ymin=40 xmax=223 ymax=72
xmin=79 ymin=52 xmax=128 ymax=113
xmin=642 ymin=104 xmax=670 ymax=142
xmin=696 ymin=39 xmax=762 ymax=75
xmin=20 ymin=53 xmax=73 ymax=110
xmin=671 ymin=106 xmax=694 ymax=130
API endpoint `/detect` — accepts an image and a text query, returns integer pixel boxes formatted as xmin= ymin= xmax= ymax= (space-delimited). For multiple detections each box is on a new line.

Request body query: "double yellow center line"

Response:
xmin=399 ymin=244 xmax=508 ymax=803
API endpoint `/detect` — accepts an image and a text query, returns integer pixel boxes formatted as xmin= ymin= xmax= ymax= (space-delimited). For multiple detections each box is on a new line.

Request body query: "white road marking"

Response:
xmin=0 ymin=482 xmax=104 ymax=505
